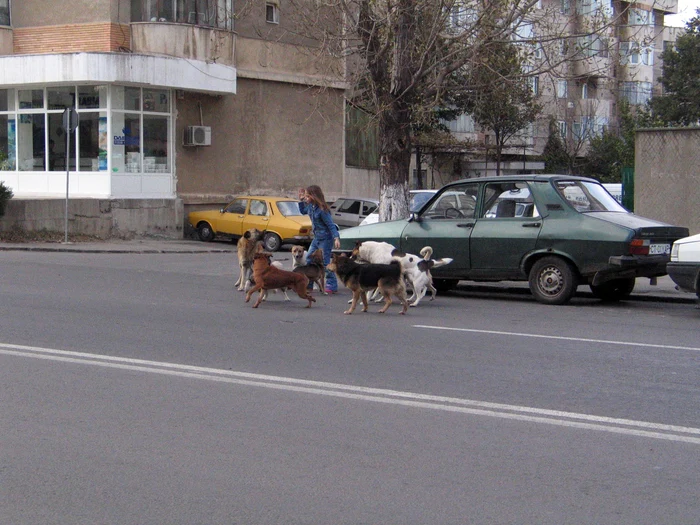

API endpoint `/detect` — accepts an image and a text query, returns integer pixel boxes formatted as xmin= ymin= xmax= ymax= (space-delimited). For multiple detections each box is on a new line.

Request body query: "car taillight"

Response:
xmin=629 ymin=238 xmax=649 ymax=255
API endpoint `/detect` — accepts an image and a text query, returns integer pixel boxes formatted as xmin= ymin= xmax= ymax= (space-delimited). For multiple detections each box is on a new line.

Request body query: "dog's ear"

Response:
xmin=391 ymin=249 xmax=406 ymax=257
xmin=418 ymin=260 xmax=434 ymax=272
xmin=244 ymin=230 xmax=251 ymax=239
xmin=354 ymin=241 xmax=362 ymax=248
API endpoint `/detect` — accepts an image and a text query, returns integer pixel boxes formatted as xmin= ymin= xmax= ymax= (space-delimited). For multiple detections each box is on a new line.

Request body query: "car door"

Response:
xmin=398 ymin=182 xmax=480 ymax=276
xmin=469 ymin=181 xmax=541 ymax=276
xmin=215 ymin=198 xmax=248 ymax=235
xmin=332 ymin=199 xmax=362 ymax=227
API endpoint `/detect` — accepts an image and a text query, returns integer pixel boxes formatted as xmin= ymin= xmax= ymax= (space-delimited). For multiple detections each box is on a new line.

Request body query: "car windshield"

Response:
xmin=276 ymin=201 xmax=304 ymax=216
xmin=554 ymin=181 xmax=627 ymax=213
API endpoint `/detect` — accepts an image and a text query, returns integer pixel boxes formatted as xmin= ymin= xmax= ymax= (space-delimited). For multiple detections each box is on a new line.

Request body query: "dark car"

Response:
xmin=338 ymin=175 xmax=689 ymax=305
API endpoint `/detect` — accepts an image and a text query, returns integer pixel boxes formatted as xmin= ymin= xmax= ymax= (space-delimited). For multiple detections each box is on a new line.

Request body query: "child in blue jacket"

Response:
xmin=298 ymin=185 xmax=340 ymax=293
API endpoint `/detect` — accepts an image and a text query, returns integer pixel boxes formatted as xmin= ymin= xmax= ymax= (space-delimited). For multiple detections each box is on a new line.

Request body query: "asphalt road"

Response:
xmin=1 ymin=250 xmax=698 ymax=524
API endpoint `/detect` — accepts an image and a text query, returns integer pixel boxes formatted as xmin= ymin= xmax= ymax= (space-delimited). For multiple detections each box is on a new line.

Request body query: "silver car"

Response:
xmin=329 ymin=197 xmax=379 ymax=228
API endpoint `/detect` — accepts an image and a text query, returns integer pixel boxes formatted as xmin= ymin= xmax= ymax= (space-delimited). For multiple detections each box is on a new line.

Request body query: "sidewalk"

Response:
xmin=0 ymin=239 xmax=696 ymax=304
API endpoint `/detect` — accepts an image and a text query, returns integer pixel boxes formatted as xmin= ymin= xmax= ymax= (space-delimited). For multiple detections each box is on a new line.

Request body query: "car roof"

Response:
xmin=333 ymin=197 xmax=379 ymax=203
xmin=447 ymin=174 xmax=599 ymax=185
xmin=231 ymin=196 xmax=297 ymax=201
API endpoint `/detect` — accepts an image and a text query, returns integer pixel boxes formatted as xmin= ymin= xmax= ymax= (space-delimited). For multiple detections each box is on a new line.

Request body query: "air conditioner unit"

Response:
xmin=184 ymin=125 xmax=211 ymax=146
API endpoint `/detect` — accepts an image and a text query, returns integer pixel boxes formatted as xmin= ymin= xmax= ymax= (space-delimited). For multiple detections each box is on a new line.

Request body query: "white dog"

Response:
xmin=393 ymin=246 xmax=453 ymax=306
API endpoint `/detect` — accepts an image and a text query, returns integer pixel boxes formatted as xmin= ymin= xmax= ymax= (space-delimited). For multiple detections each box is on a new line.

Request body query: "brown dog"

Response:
xmin=235 ymin=228 xmax=265 ymax=291
xmin=328 ymin=253 xmax=408 ymax=315
xmin=293 ymin=248 xmax=326 ymax=293
xmin=245 ymin=252 xmax=316 ymax=308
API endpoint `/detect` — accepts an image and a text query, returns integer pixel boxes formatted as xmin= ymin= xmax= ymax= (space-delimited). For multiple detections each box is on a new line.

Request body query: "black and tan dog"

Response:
xmin=235 ymin=228 xmax=265 ymax=291
xmin=293 ymin=248 xmax=326 ymax=294
xmin=245 ymin=251 xmax=316 ymax=308
xmin=328 ymin=253 xmax=408 ymax=315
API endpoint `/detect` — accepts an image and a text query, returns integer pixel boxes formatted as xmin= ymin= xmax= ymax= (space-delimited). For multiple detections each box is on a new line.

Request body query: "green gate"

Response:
xmin=621 ymin=167 xmax=634 ymax=211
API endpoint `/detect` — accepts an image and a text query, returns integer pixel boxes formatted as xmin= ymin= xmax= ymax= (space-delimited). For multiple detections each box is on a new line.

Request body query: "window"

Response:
xmin=620 ymin=42 xmax=651 ymax=65
xmin=628 ymin=8 xmax=654 ymax=26
xmin=132 ymin=0 xmax=234 ymax=30
xmin=558 ymin=121 xmax=567 ymax=140
xmin=0 ymin=0 xmax=9 ymax=26
xmin=484 ymin=182 xmax=538 ymax=219
xmin=249 ymin=199 xmax=268 ymax=216
xmin=423 ymin=183 xmax=478 ymax=219
xmin=620 ymin=81 xmax=652 ymax=105
xmin=225 ymin=199 xmax=248 ymax=215
xmin=582 ymin=83 xmax=588 ymax=99
xmin=579 ymin=35 xmax=609 ymax=58
xmin=529 ymin=75 xmax=539 ymax=95
xmin=561 ymin=0 xmax=571 ymax=14
xmin=557 ymin=80 xmax=568 ymax=98
xmin=266 ymin=2 xmax=279 ymax=24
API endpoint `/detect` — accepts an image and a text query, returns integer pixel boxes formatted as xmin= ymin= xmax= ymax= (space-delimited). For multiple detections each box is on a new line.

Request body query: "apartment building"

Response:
xmin=0 ymin=0 xmax=346 ymax=237
xmin=413 ymin=0 xmax=683 ymax=186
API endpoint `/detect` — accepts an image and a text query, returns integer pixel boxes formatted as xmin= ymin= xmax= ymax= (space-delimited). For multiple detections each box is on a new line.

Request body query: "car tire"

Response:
xmin=590 ymin=278 xmax=635 ymax=302
xmin=528 ymin=256 xmax=578 ymax=305
xmin=433 ymin=278 xmax=458 ymax=293
xmin=197 ymin=222 xmax=215 ymax=242
xmin=263 ymin=232 xmax=282 ymax=252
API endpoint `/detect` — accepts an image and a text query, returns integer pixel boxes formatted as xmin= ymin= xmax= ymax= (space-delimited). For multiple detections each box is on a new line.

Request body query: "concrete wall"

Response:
xmin=635 ymin=127 xmax=700 ymax=235
xmin=0 ymin=198 xmax=184 ymax=239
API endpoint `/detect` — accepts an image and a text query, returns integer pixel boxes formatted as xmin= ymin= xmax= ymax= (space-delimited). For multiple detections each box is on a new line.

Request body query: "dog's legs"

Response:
xmin=245 ymin=284 xmax=262 ymax=303
xmin=378 ymin=295 xmax=393 ymax=313
xmin=282 ymin=288 xmax=291 ymax=301
xmin=252 ymin=289 xmax=266 ymax=308
xmin=360 ymin=291 xmax=370 ymax=312
xmin=344 ymin=290 xmax=361 ymax=314
xmin=410 ymin=286 xmax=428 ymax=307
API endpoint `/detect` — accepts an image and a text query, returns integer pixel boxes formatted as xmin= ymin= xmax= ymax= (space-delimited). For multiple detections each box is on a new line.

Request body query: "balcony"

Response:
xmin=130 ymin=22 xmax=235 ymax=66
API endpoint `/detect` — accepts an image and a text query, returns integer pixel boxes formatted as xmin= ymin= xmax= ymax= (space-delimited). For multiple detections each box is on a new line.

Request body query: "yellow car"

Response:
xmin=188 ymin=196 xmax=313 ymax=251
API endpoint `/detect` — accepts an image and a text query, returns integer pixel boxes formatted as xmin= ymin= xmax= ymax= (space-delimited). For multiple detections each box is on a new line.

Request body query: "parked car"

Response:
xmin=359 ymin=190 xmax=438 ymax=226
xmin=329 ymin=197 xmax=379 ymax=228
xmin=188 ymin=196 xmax=312 ymax=251
xmin=667 ymin=233 xmax=700 ymax=299
xmin=338 ymin=175 xmax=689 ymax=305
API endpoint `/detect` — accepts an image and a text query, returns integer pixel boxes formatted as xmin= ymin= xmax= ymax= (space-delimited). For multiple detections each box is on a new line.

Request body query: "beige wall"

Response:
xmin=635 ymin=127 xmax=700 ymax=235
xmin=176 ymin=78 xmax=345 ymax=203
xmin=11 ymin=0 xmax=116 ymax=26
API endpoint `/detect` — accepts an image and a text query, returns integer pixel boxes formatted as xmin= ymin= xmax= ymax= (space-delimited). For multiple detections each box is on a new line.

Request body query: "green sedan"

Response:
xmin=338 ymin=175 xmax=689 ymax=305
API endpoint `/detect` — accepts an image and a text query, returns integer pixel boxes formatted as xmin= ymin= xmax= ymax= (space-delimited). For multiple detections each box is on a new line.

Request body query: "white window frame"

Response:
xmin=557 ymin=80 xmax=568 ymax=99
xmin=266 ymin=2 xmax=280 ymax=24
xmin=558 ymin=121 xmax=567 ymax=140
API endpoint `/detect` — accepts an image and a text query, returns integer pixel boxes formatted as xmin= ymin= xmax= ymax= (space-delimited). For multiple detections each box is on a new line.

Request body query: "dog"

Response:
xmin=291 ymin=245 xmax=308 ymax=269
xmin=392 ymin=246 xmax=453 ymax=306
xmin=245 ymin=260 xmax=292 ymax=302
xmin=245 ymin=252 xmax=316 ymax=308
xmin=235 ymin=228 xmax=265 ymax=291
xmin=293 ymin=248 xmax=326 ymax=294
xmin=351 ymin=240 xmax=396 ymax=265
xmin=328 ymin=253 xmax=408 ymax=314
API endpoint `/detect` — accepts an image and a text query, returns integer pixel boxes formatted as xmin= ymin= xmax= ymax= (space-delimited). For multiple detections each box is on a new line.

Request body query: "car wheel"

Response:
xmin=433 ymin=278 xmax=458 ymax=293
xmin=197 ymin=222 xmax=215 ymax=242
xmin=590 ymin=278 xmax=636 ymax=302
xmin=528 ymin=256 xmax=578 ymax=305
xmin=263 ymin=232 xmax=282 ymax=252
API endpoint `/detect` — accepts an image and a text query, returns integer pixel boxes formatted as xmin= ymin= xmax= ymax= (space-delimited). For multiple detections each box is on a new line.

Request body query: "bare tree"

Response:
xmin=284 ymin=0 xmax=621 ymax=220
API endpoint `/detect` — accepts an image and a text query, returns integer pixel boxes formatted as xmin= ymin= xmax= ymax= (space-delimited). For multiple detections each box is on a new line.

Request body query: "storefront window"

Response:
xmin=18 ymin=90 xmax=44 ymax=110
xmin=111 ymin=86 xmax=141 ymax=111
xmin=18 ymin=114 xmax=46 ymax=171
xmin=78 ymin=86 xmax=108 ymax=110
xmin=143 ymin=116 xmax=170 ymax=172
xmin=48 ymin=87 xmax=75 ymax=110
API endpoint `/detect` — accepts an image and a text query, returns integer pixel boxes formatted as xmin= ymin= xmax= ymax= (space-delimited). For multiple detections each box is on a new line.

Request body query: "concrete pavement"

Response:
xmin=0 ymin=238 xmax=696 ymax=304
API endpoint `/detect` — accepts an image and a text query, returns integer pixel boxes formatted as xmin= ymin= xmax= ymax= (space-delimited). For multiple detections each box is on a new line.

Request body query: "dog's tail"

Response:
xmin=420 ymin=246 xmax=433 ymax=260
xmin=432 ymin=257 xmax=453 ymax=268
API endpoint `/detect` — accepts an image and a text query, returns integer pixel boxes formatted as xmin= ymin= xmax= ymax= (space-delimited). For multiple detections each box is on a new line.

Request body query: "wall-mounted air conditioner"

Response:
xmin=184 ymin=125 xmax=211 ymax=146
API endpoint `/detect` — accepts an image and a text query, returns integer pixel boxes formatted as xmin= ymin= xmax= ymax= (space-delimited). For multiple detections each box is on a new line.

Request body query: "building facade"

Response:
xmin=0 ymin=0 xmax=347 ymax=238
xmin=411 ymin=0 xmax=683 ymax=187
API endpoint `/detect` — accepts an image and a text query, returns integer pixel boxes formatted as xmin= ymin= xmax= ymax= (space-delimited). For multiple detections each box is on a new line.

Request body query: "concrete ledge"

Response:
xmin=0 ymin=198 xmax=184 ymax=239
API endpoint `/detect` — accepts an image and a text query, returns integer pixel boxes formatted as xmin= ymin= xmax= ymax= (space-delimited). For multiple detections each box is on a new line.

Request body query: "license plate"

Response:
xmin=649 ymin=243 xmax=670 ymax=255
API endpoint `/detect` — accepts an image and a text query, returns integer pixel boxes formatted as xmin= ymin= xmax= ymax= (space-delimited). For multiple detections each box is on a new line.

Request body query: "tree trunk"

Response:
xmin=378 ymin=106 xmax=411 ymax=222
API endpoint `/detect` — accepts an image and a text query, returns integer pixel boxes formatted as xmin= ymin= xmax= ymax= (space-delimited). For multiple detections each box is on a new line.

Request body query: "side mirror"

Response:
xmin=219 ymin=208 xmax=225 ymax=213
xmin=408 ymin=212 xmax=420 ymax=223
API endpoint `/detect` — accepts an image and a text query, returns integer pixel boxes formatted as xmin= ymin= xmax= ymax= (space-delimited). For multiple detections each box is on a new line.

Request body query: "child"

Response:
xmin=298 ymin=185 xmax=341 ymax=294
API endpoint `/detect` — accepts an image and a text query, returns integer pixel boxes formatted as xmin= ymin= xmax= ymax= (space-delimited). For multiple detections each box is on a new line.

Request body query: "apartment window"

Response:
xmin=0 ymin=0 xmax=9 ymax=26
xmin=132 ymin=0 xmax=234 ymax=30
xmin=579 ymin=35 xmax=609 ymax=58
xmin=620 ymin=81 xmax=652 ymax=105
xmin=529 ymin=75 xmax=539 ymax=95
xmin=558 ymin=121 xmax=567 ymax=140
xmin=266 ymin=2 xmax=279 ymax=24
xmin=557 ymin=80 xmax=568 ymax=98
xmin=561 ymin=0 xmax=571 ymax=14
xmin=628 ymin=8 xmax=654 ymax=26
xmin=577 ymin=0 xmax=612 ymax=16
xmin=582 ymin=83 xmax=588 ymax=99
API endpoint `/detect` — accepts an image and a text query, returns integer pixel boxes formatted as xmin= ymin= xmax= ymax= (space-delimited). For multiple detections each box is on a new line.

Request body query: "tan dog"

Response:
xmin=293 ymin=248 xmax=326 ymax=294
xmin=235 ymin=228 xmax=265 ymax=291
xmin=245 ymin=252 xmax=316 ymax=308
xmin=290 ymin=245 xmax=308 ymax=269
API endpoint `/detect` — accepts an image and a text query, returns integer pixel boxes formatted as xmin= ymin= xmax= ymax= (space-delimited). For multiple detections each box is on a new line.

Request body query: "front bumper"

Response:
xmin=667 ymin=262 xmax=700 ymax=295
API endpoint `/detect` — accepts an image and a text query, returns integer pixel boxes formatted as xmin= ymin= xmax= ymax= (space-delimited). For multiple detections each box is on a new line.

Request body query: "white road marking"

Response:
xmin=413 ymin=325 xmax=700 ymax=353
xmin=2 ymin=342 xmax=699 ymax=445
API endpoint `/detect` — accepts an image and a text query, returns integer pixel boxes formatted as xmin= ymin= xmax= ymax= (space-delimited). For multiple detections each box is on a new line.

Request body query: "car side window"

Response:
xmin=423 ymin=183 xmax=478 ymax=219
xmin=483 ymin=182 xmax=539 ymax=219
xmin=225 ymin=199 xmax=247 ymax=214
xmin=339 ymin=200 xmax=361 ymax=215
xmin=363 ymin=202 xmax=377 ymax=215
xmin=249 ymin=199 xmax=268 ymax=216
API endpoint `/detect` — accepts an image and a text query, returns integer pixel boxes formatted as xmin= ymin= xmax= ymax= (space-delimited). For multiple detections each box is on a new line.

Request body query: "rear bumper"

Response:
xmin=590 ymin=255 xmax=669 ymax=285
xmin=667 ymin=262 xmax=700 ymax=294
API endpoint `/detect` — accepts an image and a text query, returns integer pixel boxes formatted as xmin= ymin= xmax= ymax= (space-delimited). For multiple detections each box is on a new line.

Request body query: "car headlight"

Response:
xmin=670 ymin=243 xmax=679 ymax=262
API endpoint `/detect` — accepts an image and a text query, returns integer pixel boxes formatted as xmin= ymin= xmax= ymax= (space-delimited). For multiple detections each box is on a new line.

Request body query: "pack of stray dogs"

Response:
xmin=236 ymin=228 xmax=452 ymax=315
